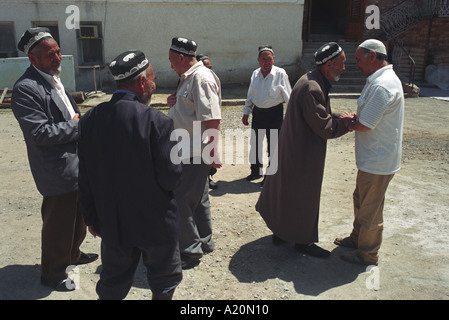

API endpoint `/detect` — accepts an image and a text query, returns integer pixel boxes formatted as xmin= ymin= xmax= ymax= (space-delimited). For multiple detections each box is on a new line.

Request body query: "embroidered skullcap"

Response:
xmin=258 ymin=45 xmax=274 ymax=55
xmin=18 ymin=27 xmax=53 ymax=54
xmin=108 ymin=50 xmax=149 ymax=81
xmin=359 ymin=39 xmax=387 ymax=55
xmin=196 ymin=54 xmax=210 ymax=61
xmin=315 ymin=42 xmax=343 ymax=66
xmin=170 ymin=37 xmax=197 ymax=57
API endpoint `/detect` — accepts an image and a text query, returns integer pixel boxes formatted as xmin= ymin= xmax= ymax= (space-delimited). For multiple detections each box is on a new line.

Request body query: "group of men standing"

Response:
xmin=11 ymin=26 xmax=403 ymax=300
xmin=12 ymin=29 xmax=221 ymax=299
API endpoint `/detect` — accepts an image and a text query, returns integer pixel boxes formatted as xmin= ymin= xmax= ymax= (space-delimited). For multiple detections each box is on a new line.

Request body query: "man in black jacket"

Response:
xmin=78 ymin=50 xmax=183 ymax=300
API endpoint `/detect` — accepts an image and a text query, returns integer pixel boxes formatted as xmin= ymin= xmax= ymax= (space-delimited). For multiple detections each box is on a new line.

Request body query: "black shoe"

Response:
xmin=209 ymin=179 xmax=218 ymax=190
xmin=75 ymin=252 xmax=98 ymax=265
xmin=41 ymin=277 xmax=76 ymax=292
xmin=295 ymin=243 xmax=331 ymax=258
xmin=246 ymin=173 xmax=262 ymax=181
xmin=181 ymin=254 xmax=201 ymax=270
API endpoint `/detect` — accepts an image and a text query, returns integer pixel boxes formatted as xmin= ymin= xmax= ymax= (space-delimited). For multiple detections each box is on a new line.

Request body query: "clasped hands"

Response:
xmin=339 ymin=112 xmax=357 ymax=131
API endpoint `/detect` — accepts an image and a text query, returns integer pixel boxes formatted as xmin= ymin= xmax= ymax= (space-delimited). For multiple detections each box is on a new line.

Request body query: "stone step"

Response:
xmin=331 ymin=84 xmax=364 ymax=94
xmin=338 ymin=77 xmax=365 ymax=85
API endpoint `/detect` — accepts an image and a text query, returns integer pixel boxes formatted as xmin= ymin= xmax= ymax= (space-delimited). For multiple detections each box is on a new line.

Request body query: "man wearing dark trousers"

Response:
xmin=78 ymin=50 xmax=183 ymax=300
xmin=242 ymin=46 xmax=291 ymax=184
xmin=11 ymin=28 xmax=97 ymax=292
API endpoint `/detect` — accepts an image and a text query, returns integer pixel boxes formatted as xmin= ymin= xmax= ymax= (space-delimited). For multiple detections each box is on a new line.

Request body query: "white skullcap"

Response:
xmin=359 ymin=39 xmax=387 ymax=55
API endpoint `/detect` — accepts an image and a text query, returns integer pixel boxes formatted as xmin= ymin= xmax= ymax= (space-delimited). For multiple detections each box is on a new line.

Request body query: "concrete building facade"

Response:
xmin=0 ymin=0 xmax=305 ymax=92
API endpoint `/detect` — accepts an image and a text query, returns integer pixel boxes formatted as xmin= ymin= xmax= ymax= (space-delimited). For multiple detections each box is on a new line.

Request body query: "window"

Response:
xmin=32 ymin=21 xmax=60 ymax=47
xmin=77 ymin=22 xmax=104 ymax=65
xmin=0 ymin=22 xmax=17 ymax=58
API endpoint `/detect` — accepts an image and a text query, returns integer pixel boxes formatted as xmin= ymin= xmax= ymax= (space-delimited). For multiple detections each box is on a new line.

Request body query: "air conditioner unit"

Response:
xmin=79 ymin=25 xmax=99 ymax=38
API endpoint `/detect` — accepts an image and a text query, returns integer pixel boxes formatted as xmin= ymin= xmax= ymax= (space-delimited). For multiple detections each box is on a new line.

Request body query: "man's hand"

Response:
xmin=167 ymin=93 xmax=177 ymax=108
xmin=204 ymin=119 xmax=222 ymax=169
xmin=72 ymin=113 xmax=80 ymax=122
xmin=339 ymin=112 xmax=357 ymax=120
xmin=242 ymin=114 xmax=249 ymax=126
xmin=88 ymin=225 xmax=101 ymax=238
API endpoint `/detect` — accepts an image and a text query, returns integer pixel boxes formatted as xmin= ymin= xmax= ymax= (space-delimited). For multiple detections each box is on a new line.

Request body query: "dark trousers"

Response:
xmin=174 ymin=161 xmax=213 ymax=259
xmin=40 ymin=190 xmax=87 ymax=281
xmin=96 ymin=241 xmax=182 ymax=300
xmin=250 ymin=104 xmax=284 ymax=175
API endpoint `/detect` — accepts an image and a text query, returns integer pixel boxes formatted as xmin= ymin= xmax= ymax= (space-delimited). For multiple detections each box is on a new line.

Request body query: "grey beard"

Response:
xmin=331 ymin=72 xmax=341 ymax=82
xmin=50 ymin=66 xmax=62 ymax=77
xmin=142 ymin=93 xmax=152 ymax=106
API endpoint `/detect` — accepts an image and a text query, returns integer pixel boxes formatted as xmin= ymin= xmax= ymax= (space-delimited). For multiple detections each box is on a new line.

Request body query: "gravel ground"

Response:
xmin=0 ymin=94 xmax=448 ymax=305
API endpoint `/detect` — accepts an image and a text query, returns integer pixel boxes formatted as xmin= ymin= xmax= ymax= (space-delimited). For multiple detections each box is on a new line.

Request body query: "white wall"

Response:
xmin=1 ymin=0 xmax=304 ymax=91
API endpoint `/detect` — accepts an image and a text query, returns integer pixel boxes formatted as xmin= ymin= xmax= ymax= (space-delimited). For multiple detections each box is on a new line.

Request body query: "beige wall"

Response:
xmin=1 ymin=0 xmax=304 ymax=90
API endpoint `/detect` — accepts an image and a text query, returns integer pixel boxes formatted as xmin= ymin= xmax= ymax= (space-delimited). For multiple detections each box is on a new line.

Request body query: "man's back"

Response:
xmin=78 ymin=92 xmax=182 ymax=247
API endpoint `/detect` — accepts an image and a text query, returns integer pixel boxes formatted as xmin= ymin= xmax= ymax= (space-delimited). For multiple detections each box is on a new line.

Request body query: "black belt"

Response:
xmin=253 ymin=103 xmax=283 ymax=113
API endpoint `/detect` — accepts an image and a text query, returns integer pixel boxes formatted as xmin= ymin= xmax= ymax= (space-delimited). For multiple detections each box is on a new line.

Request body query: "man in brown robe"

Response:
xmin=255 ymin=42 xmax=352 ymax=258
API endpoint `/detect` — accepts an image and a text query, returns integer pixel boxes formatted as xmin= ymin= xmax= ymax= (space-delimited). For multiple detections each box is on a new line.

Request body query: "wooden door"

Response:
xmin=345 ymin=0 xmax=366 ymax=40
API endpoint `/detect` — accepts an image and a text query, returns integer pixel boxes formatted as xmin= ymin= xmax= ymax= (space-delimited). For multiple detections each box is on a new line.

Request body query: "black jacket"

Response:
xmin=78 ymin=92 xmax=182 ymax=247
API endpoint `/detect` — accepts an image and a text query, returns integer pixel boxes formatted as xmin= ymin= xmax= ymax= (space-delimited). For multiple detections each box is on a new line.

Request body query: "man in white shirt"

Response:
xmin=242 ymin=46 xmax=292 ymax=183
xmin=335 ymin=39 xmax=404 ymax=266
xmin=168 ymin=37 xmax=222 ymax=269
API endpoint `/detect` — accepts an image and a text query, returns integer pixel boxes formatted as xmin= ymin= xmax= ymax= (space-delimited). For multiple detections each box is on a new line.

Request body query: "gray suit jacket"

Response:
xmin=11 ymin=65 xmax=80 ymax=196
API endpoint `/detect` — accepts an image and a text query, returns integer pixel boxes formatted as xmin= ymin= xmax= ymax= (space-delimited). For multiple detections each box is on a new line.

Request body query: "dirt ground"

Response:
xmin=0 ymin=93 xmax=448 ymax=302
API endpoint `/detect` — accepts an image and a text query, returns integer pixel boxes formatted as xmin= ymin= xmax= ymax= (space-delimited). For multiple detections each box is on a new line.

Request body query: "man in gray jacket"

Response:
xmin=11 ymin=28 xmax=97 ymax=292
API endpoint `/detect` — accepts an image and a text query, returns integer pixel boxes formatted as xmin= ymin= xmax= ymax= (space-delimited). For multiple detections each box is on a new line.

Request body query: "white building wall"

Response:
xmin=1 ymin=0 xmax=304 ymax=91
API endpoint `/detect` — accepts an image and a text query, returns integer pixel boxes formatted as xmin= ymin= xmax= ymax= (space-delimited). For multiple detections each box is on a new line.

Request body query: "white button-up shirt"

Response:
xmin=33 ymin=66 xmax=76 ymax=119
xmin=243 ymin=65 xmax=291 ymax=115
xmin=356 ymin=65 xmax=404 ymax=175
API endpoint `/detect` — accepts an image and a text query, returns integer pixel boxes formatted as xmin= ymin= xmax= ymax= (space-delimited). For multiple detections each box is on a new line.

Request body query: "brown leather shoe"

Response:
xmin=340 ymin=251 xmax=377 ymax=266
xmin=334 ymin=237 xmax=358 ymax=249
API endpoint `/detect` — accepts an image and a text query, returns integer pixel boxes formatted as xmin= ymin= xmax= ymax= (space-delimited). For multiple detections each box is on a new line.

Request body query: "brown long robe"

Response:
xmin=255 ymin=69 xmax=349 ymax=244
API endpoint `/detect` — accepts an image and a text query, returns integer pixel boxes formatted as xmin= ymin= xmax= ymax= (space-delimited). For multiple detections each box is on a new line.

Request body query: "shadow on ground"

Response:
xmin=0 ymin=264 xmax=53 ymax=299
xmin=209 ymin=178 xmax=263 ymax=196
xmin=228 ymin=236 xmax=366 ymax=297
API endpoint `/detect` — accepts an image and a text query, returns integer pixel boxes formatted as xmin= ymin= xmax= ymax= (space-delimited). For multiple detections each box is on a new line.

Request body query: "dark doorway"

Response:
xmin=309 ymin=0 xmax=348 ymax=41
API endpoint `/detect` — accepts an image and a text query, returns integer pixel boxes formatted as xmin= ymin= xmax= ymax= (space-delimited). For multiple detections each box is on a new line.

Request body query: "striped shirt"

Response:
xmin=355 ymin=65 xmax=404 ymax=175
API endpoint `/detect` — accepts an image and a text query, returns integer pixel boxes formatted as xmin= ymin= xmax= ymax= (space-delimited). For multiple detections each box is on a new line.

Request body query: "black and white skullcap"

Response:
xmin=170 ymin=37 xmax=197 ymax=57
xmin=108 ymin=50 xmax=149 ymax=81
xmin=18 ymin=27 xmax=53 ymax=54
xmin=196 ymin=54 xmax=210 ymax=61
xmin=315 ymin=42 xmax=343 ymax=66
xmin=258 ymin=45 xmax=274 ymax=55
